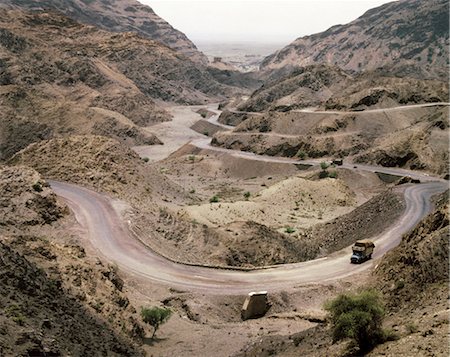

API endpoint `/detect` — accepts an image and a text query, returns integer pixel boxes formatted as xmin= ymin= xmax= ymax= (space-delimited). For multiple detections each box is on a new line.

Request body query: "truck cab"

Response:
xmin=350 ymin=240 xmax=375 ymax=264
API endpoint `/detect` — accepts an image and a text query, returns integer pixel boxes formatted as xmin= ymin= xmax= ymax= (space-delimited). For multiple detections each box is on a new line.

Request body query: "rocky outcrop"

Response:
xmin=0 ymin=166 xmax=66 ymax=227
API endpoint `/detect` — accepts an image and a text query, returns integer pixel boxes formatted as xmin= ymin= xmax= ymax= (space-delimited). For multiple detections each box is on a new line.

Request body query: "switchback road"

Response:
xmin=50 ymin=178 xmax=447 ymax=293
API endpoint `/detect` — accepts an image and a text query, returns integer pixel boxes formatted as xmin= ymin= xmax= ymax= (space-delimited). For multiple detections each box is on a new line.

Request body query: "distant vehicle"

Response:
xmin=332 ymin=159 xmax=343 ymax=166
xmin=350 ymin=240 xmax=375 ymax=264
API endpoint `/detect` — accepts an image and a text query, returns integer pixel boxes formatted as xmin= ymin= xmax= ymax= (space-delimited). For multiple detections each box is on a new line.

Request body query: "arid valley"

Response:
xmin=0 ymin=0 xmax=449 ymax=356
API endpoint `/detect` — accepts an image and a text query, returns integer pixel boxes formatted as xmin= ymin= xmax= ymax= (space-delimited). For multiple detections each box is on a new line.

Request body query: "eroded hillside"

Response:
xmin=0 ymin=0 xmax=207 ymax=64
xmin=261 ymin=0 xmax=449 ymax=80
xmin=0 ymin=166 xmax=145 ymax=355
xmin=0 ymin=9 xmax=234 ymax=160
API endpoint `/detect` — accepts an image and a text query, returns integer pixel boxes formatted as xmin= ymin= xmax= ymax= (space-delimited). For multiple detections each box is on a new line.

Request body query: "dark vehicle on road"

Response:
xmin=350 ymin=240 xmax=375 ymax=264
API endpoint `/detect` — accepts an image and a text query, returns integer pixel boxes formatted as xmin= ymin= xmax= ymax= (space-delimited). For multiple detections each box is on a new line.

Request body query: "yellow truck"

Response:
xmin=350 ymin=240 xmax=375 ymax=264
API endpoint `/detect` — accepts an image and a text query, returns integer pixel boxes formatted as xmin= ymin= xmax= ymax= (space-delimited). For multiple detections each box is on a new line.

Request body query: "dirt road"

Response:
xmin=227 ymin=102 xmax=450 ymax=116
xmin=50 ymin=179 xmax=446 ymax=294
xmin=50 ymin=102 xmax=448 ymax=293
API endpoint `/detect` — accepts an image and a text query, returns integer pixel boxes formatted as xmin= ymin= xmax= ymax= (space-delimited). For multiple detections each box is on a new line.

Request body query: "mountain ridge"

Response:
xmin=0 ymin=0 xmax=208 ymax=64
xmin=261 ymin=0 xmax=449 ymax=80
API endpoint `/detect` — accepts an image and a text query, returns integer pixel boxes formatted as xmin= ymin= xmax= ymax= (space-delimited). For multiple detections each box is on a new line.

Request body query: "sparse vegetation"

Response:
xmin=297 ymin=150 xmax=306 ymax=159
xmin=406 ymin=322 xmax=419 ymax=334
xmin=328 ymin=170 xmax=337 ymax=179
xmin=32 ymin=182 xmax=43 ymax=192
xmin=325 ymin=290 xmax=388 ymax=352
xmin=141 ymin=306 xmax=172 ymax=339
xmin=285 ymin=226 xmax=295 ymax=234
xmin=209 ymin=195 xmax=219 ymax=203
xmin=243 ymin=191 xmax=251 ymax=200
xmin=320 ymin=162 xmax=329 ymax=170
xmin=142 ymin=157 xmax=150 ymax=162
xmin=5 ymin=304 xmax=26 ymax=326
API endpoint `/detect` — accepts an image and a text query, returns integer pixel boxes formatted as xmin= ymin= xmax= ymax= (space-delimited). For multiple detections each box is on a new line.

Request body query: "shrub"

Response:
xmin=141 ymin=306 xmax=172 ymax=338
xmin=406 ymin=322 xmax=418 ymax=334
xmin=243 ymin=191 xmax=251 ymax=200
xmin=297 ymin=150 xmax=306 ymax=159
xmin=32 ymin=182 xmax=43 ymax=192
xmin=285 ymin=227 xmax=295 ymax=234
xmin=325 ymin=290 xmax=385 ymax=352
xmin=328 ymin=170 xmax=337 ymax=179
xmin=142 ymin=157 xmax=150 ymax=162
xmin=320 ymin=162 xmax=329 ymax=170
xmin=209 ymin=195 xmax=219 ymax=203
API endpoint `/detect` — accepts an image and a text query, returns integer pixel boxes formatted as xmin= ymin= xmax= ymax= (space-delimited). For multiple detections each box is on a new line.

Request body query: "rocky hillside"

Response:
xmin=7 ymin=135 xmax=186 ymax=206
xmin=0 ymin=165 xmax=145 ymax=355
xmin=0 ymin=9 xmax=233 ymax=160
xmin=237 ymin=64 xmax=448 ymax=112
xmin=1 ymin=0 xmax=207 ymax=64
xmin=212 ymin=105 xmax=449 ymax=175
xmin=261 ymin=0 xmax=449 ymax=80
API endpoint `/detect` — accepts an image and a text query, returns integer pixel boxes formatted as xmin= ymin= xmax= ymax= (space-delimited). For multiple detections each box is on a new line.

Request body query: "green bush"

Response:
xmin=209 ymin=195 xmax=219 ymax=203
xmin=297 ymin=150 xmax=306 ymax=159
xmin=243 ymin=191 xmax=251 ymax=200
xmin=285 ymin=227 xmax=295 ymax=234
xmin=141 ymin=306 xmax=172 ymax=338
xmin=32 ymin=182 xmax=43 ymax=192
xmin=142 ymin=157 xmax=150 ymax=163
xmin=325 ymin=290 xmax=385 ymax=352
xmin=329 ymin=170 xmax=337 ymax=179
xmin=320 ymin=162 xmax=329 ymax=170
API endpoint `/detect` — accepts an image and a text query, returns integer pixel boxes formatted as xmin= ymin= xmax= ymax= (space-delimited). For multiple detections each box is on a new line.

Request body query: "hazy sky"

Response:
xmin=145 ymin=0 xmax=394 ymax=45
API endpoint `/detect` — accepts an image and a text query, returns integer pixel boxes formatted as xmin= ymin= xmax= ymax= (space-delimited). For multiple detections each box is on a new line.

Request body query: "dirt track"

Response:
xmin=50 ymin=103 xmax=448 ymax=294
xmin=50 ymin=179 xmax=446 ymax=294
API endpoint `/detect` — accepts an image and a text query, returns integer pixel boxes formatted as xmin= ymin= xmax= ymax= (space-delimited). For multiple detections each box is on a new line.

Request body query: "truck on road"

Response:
xmin=350 ymin=240 xmax=375 ymax=264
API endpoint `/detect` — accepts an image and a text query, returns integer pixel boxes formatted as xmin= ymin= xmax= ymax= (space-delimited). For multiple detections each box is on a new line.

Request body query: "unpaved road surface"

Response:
xmin=133 ymin=105 xmax=206 ymax=162
xmin=51 ymin=102 xmax=448 ymax=293
xmin=50 ymin=179 xmax=446 ymax=294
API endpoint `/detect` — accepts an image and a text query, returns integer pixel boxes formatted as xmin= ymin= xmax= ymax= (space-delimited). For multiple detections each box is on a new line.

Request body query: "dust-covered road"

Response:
xmin=50 ymin=102 xmax=448 ymax=293
xmin=50 ymin=178 xmax=446 ymax=293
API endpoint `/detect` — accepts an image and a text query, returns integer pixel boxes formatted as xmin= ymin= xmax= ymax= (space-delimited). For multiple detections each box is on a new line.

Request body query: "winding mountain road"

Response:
xmin=50 ymin=102 xmax=448 ymax=293
xmin=50 ymin=167 xmax=447 ymax=294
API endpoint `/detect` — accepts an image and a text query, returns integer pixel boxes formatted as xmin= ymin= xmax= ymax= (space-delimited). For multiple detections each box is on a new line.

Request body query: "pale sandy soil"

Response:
xmin=133 ymin=106 xmax=206 ymax=162
xmin=181 ymin=176 xmax=355 ymax=231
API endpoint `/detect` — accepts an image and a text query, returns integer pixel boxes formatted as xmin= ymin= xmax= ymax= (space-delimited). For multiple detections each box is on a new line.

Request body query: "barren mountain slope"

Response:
xmin=7 ymin=136 xmax=185 ymax=206
xmin=261 ymin=0 xmax=449 ymax=80
xmin=0 ymin=165 xmax=145 ymax=356
xmin=0 ymin=9 xmax=232 ymax=160
xmin=212 ymin=105 xmax=449 ymax=175
xmin=238 ymin=64 xmax=448 ymax=112
xmin=1 ymin=0 xmax=207 ymax=64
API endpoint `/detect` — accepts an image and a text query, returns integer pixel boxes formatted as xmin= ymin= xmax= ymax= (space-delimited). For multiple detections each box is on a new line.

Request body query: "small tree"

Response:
xmin=141 ymin=306 xmax=172 ymax=339
xmin=325 ymin=290 xmax=385 ymax=352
